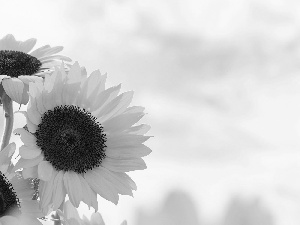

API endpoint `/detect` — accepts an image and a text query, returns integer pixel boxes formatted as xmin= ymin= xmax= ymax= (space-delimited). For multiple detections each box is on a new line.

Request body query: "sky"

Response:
xmin=1 ymin=0 xmax=300 ymax=224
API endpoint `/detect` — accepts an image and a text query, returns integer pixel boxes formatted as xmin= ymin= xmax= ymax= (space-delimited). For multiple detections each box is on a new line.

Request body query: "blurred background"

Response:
xmin=1 ymin=0 xmax=300 ymax=224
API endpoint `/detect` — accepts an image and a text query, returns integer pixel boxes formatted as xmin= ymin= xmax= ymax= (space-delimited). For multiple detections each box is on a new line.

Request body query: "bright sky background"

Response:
xmin=2 ymin=0 xmax=300 ymax=224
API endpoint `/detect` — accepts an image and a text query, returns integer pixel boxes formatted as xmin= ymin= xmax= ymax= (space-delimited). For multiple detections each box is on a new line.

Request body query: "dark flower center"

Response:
xmin=35 ymin=105 xmax=107 ymax=174
xmin=0 ymin=171 xmax=20 ymax=217
xmin=0 ymin=50 xmax=42 ymax=77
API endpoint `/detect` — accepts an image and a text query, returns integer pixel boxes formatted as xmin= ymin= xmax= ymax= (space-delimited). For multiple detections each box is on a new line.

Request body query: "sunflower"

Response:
xmin=0 ymin=34 xmax=71 ymax=105
xmin=56 ymin=200 xmax=127 ymax=225
xmin=14 ymin=62 xmax=151 ymax=213
xmin=0 ymin=143 xmax=43 ymax=225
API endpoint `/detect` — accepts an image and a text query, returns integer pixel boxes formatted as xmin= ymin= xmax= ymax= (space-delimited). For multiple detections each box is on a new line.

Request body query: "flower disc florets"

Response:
xmin=0 ymin=171 xmax=20 ymax=217
xmin=35 ymin=105 xmax=107 ymax=174
xmin=0 ymin=50 xmax=42 ymax=77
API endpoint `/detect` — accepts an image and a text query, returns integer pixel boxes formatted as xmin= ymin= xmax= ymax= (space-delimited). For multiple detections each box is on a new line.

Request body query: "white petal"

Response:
xmin=2 ymin=78 xmax=24 ymax=104
xmin=0 ymin=142 xmax=15 ymax=166
xmin=29 ymin=81 xmax=46 ymax=114
xmin=19 ymin=145 xmax=41 ymax=159
xmin=19 ymin=200 xmax=44 ymax=219
xmin=29 ymin=45 xmax=50 ymax=58
xmin=20 ymin=83 xmax=29 ymax=105
xmin=96 ymin=167 xmax=133 ymax=196
xmin=52 ymin=171 xmax=66 ymax=210
xmin=63 ymin=200 xmax=81 ymax=222
xmin=18 ymin=75 xmax=43 ymax=85
xmin=39 ymin=55 xmax=71 ymax=62
xmin=52 ymin=69 xmax=64 ymax=106
xmin=126 ymin=124 xmax=151 ymax=135
xmin=113 ymin=172 xmax=137 ymax=191
xmin=31 ymin=45 xmax=63 ymax=58
xmin=39 ymin=170 xmax=57 ymax=211
xmin=101 ymin=157 xmax=147 ymax=172
xmin=90 ymin=212 xmax=105 ymax=225
xmin=19 ymin=38 xmax=37 ymax=53
xmin=105 ymin=134 xmax=150 ymax=148
xmin=96 ymin=91 xmax=134 ymax=123
xmin=102 ymin=112 xmax=144 ymax=133
xmin=22 ymin=166 xmax=38 ymax=179
xmin=0 ymin=34 xmax=19 ymax=50
xmin=38 ymin=161 xmax=53 ymax=181
xmin=17 ymin=110 xmax=38 ymax=133
xmin=85 ymin=169 xmax=119 ymax=204
xmin=78 ymin=175 xmax=98 ymax=211
xmin=42 ymin=74 xmax=57 ymax=110
xmin=86 ymin=73 xmax=107 ymax=108
xmin=0 ymin=75 xmax=9 ymax=81
xmin=27 ymin=97 xmax=42 ymax=125
xmin=0 ymin=216 xmax=20 ymax=224
xmin=26 ymin=114 xmax=38 ymax=133
xmin=63 ymin=172 xmax=83 ymax=208
xmin=67 ymin=62 xmax=82 ymax=83
xmin=76 ymin=70 xmax=105 ymax=108
xmin=106 ymin=144 xmax=152 ymax=158
xmin=14 ymin=128 xmax=37 ymax=146
xmin=13 ymin=154 xmax=43 ymax=171
xmin=63 ymin=84 xmax=81 ymax=105
xmin=43 ymin=46 xmax=64 ymax=56
xmin=91 ymin=84 xmax=121 ymax=112
xmin=124 ymin=106 xmax=145 ymax=114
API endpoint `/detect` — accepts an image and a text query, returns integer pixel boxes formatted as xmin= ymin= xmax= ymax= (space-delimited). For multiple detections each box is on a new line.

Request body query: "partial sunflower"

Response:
xmin=0 ymin=34 xmax=71 ymax=105
xmin=14 ymin=62 xmax=152 ymax=213
xmin=0 ymin=143 xmax=43 ymax=225
xmin=56 ymin=200 xmax=127 ymax=225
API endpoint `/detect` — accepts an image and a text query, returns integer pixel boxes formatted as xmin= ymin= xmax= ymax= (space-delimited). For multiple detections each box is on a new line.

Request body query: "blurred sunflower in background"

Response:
xmin=0 ymin=34 xmax=71 ymax=104
xmin=0 ymin=142 xmax=43 ymax=225
xmin=14 ymin=62 xmax=151 ymax=214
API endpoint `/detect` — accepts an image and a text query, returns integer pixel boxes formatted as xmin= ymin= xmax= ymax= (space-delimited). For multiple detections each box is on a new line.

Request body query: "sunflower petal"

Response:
xmin=13 ymin=155 xmax=43 ymax=171
xmin=52 ymin=171 xmax=66 ymax=210
xmin=39 ymin=170 xmax=57 ymax=210
xmin=126 ymin=124 xmax=151 ymax=135
xmin=91 ymin=84 xmax=121 ymax=113
xmin=14 ymin=128 xmax=37 ymax=146
xmin=96 ymin=167 xmax=133 ymax=196
xmin=19 ymin=145 xmax=41 ymax=159
xmin=0 ymin=34 xmax=19 ymax=51
xmin=102 ymin=112 xmax=144 ymax=133
xmin=18 ymin=38 xmax=37 ymax=53
xmin=2 ymin=78 xmax=24 ymax=104
xmin=27 ymin=97 xmax=42 ymax=125
xmin=38 ymin=161 xmax=53 ymax=181
xmin=63 ymin=172 xmax=82 ymax=208
xmin=18 ymin=75 xmax=43 ymax=85
xmin=22 ymin=166 xmax=38 ymax=179
xmin=106 ymin=144 xmax=152 ymax=158
xmin=101 ymin=157 xmax=147 ymax=172
xmin=85 ymin=169 xmax=119 ymax=205
xmin=96 ymin=91 xmax=134 ymax=123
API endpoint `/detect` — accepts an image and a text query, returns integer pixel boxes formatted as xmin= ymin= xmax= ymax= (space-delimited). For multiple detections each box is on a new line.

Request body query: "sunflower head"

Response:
xmin=0 ymin=143 xmax=44 ymax=224
xmin=35 ymin=105 xmax=107 ymax=174
xmin=0 ymin=50 xmax=42 ymax=78
xmin=15 ymin=62 xmax=152 ymax=212
xmin=0 ymin=171 xmax=21 ymax=217
xmin=0 ymin=34 xmax=71 ymax=105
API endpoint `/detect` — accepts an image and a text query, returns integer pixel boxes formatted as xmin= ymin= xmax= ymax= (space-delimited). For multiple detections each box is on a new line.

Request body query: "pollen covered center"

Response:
xmin=0 ymin=172 xmax=20 ymax=217
xmin=0 ymin=50 xmax=42 ymax=77
xmin=35 ymin=105 xmax=107 ymax=174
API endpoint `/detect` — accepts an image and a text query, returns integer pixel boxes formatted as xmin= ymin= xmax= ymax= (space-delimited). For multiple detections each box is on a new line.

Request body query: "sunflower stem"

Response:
xmin=0 ymin=91 xmax=14 ymax=151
